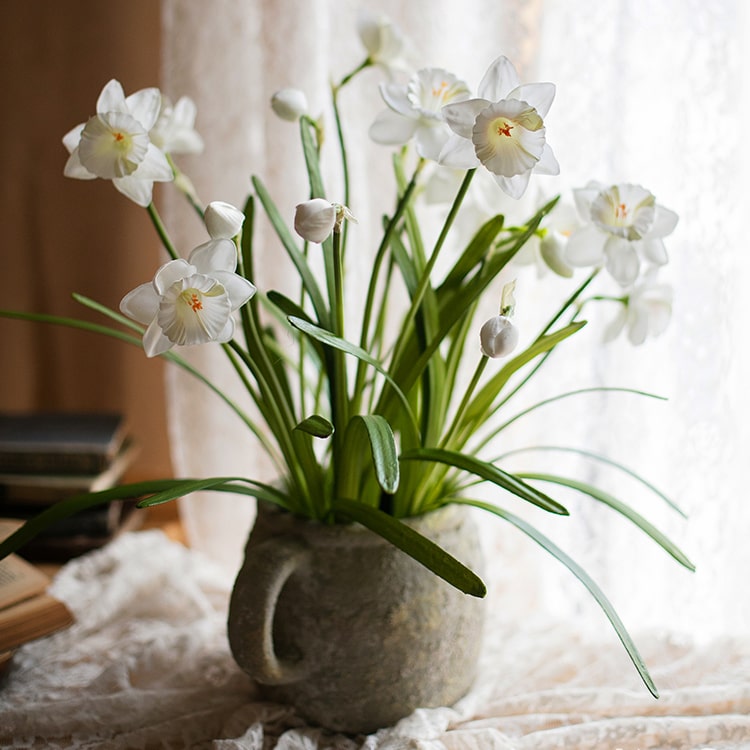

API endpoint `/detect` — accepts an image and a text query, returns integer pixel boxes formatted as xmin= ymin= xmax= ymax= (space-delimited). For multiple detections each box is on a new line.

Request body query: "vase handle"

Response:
xmin=227 ymin=535 xmax=311 ymax=685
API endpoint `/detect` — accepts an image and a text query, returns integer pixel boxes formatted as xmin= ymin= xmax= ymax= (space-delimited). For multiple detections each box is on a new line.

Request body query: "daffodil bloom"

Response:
xmin=369 ymin=68 xmax=470 ymax=160
xmin=204 ymin=201 xmax=245 ymax=239
xmin=603 ymin=274 xmax=673 ymax=346
xmin=63 ymin=79 xmax=173 ymax=207
xmin=356 ymin=9 xmax=409 ymax=74
xmin=439 ymin=56 xmax=558 ymax=199
xmin=565 ymin=182 xmax=679 ymax=286
xmin=150 ymin=95 xmax=204 ymax=154
xmin=271 ymin=88 xmax=309 ymax=122
xmin=120 ymin=239 xmax=256 ymax=357
xmin=294 ymin=199 xmax=357 ymax=243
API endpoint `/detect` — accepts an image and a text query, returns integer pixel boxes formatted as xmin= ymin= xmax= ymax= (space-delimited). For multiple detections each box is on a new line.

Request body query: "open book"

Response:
xmin=0 ymin=521 xmax=74 ymax=659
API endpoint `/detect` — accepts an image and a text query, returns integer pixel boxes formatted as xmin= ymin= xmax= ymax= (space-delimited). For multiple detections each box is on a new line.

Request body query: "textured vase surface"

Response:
xmin=227 ymin=502 xmax=485 ymax=734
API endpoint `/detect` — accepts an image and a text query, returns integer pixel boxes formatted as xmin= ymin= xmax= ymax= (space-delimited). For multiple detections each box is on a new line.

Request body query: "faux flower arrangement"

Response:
xmin=0 ymin=10 xmax=689 ymax=697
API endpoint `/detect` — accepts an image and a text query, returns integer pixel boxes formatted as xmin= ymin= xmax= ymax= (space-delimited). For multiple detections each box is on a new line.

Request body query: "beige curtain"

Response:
xmin=0 ymin=3 xmax=173 ymax=482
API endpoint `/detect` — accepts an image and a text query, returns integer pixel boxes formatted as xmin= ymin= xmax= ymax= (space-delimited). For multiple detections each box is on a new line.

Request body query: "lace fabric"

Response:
xmin=1 ymin=531 xmax=749 ymax=749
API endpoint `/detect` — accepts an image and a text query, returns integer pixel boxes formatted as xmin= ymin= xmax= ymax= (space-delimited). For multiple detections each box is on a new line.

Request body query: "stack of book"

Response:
xmin=0 ymin=412 xmax=142 ymax=561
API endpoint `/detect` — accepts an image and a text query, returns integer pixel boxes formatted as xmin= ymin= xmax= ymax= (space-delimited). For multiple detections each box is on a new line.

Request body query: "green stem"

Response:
xmin=147 ymin=203 xmax=179 ymax=260
xmin=440 ymin=356 xmax=488 ymax=451
xmin=330 ymin=227 xmax=349 ymax=498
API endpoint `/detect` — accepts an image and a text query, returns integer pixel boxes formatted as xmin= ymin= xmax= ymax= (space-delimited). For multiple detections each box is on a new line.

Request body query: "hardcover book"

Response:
xmin=0 ymin=412 xmax=126 ymax=475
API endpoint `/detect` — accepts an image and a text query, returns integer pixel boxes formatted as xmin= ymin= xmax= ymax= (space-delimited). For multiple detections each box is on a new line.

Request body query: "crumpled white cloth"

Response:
xmin=1 ymin=531 xmax=749 ymax=749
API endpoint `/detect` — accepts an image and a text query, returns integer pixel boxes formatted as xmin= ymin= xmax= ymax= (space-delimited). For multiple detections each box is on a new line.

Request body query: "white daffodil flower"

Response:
xmin=603 ymin=274 xmax=673 ymax=346
xmin=63 ymin=79 xmax=173 ymax=207
xmin=439 ymin=56 xmax=558 ymax=200
xmin=356 ymin=9 xmax=410 ymax=74
xmin=120 ymin=239 xmax=256 ymax=357
xmin=369 ymin=68 xmax=471 ymax=161
xmin=294 ymin=199 xmax=357 ymax=243
xmin=271 ymin=88 xmax=309 ymax=122
xmin=150 ymin=95 xmax=204 ymax=155
xmin=204 ymin=201 xmax=245 ymax=239
xmin=565 ymin=182 xmax=679 ymax=287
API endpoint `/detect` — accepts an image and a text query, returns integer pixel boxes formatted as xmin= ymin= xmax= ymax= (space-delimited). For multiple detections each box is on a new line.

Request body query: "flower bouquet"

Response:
xmin=0 ymin=9 xmax=690 ymax=705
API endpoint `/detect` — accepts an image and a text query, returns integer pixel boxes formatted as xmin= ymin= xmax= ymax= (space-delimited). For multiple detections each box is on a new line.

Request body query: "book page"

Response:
xmin=0 ymin=593 xmax=74 ymax=652
xmin=0 ymin=519 xmax=50 ymax=609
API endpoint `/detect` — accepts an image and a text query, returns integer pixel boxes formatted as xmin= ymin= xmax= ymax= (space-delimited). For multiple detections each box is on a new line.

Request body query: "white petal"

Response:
xmin=512 ymin=82 xmax=556 ymax=118
xmin=143 ymin=318 xmax=174 ymax=357
xmin=627 ymin=306 xmax=649 ymax=345
xmin=572 ymin=186 xmax=600 ymax=222
xmin=154 ymin=259 xmax=193 ymax=295
xmin=493 ymin=170 xmax=532 ymax=200
xmin=97 ymin=79 xmax=128 ymax=115
xmin=63 ymin=150 xmax=96 ymax=180
xmin=438 ymin=134 xmax=480 ymax=169
xmin=213 ymin=271 xmax=256 ymax=309
xmin=532 ymin=143 xmax=560 ymax=175
xmin=189 ymin=238 xmax=238 ymax=274
xmin=565 ymin=225 xmax=607 ymax=266
xmin=112 ymin=175 xmax=154 ymax=207
xmin=369 ymin=109 xmax=418 ymax=146
xmin=133 ymin=144 xmax=173 ymax=182
xmin=540 ymin=232 xmax=574 ymax=277
xmin=158 ymin=277 xmax=232 ymax=346
xmin=603 ymin=307 xmax=627 ymax=343
xmin=270 ymin=88 xmax=309 ymax=122
xmin=119 ymin=282 xmax=160 ymax=325
xmin=477 ymin=56 xmax=520 ymax=101
xmin=646 ymin=205 xmax=679 ymax=238
xmin=414 ymin=124 xmax=450 ymax=161
xmin=442 ymin=99 xmax=489 ymax=139
xmin=640 ymin=237 xmax=669 ymax=265
xmin=379 ymin=83 xmax=414 ymax=117
xmin=604 ymin=236 xmax=640 ymax=286
xmin=125 ymin=87 xmax=163 ymax=130
xmin=214 ymin=317 xmax=236 ymax=344
xmin=62 ymin=123 xmax=84 ymax=154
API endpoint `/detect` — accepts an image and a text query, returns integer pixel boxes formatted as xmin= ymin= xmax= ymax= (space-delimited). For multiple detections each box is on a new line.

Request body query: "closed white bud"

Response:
xmin=294 ymin=199 xmax=356 ymax=243
xmin=205 ymin=201 xmax=245 ymax=239
xmin=479 ymin=315 xmax=519 ymax=358
xmin=271 ymin=88 xmax=309 ymax=122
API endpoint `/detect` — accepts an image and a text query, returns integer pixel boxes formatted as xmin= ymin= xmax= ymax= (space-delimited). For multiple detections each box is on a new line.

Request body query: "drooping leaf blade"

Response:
xmin=453 ymin=497 xmax=659 ymax=698
xmin=400 ymin=448 xmax=568 ymax=515
xmin=331 ymin=498 xmax=486 ymax=597
xmin=295 ymin=415 xmax=334 ymax=438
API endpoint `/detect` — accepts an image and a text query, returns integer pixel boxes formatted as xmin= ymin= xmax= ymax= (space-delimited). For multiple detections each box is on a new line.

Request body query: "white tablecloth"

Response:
xmin=1 ymin=530 xmax=749 ymax=749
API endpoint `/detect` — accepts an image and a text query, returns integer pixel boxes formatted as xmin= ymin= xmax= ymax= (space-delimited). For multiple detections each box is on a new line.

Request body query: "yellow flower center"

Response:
xmin=496 ymin=120 xmax=514 ymax=138
xmin=180 ymin=289 xmax=204 ymax=313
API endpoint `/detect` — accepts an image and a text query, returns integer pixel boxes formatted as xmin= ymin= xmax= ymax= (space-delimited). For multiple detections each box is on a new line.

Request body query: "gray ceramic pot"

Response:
xmin=227 ymin=502 xmax=485 ymax=734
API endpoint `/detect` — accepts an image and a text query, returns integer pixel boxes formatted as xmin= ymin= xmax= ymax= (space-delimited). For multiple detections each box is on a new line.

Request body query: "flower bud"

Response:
xmin=479 ymin=315 xmax=519 ymax=358
xmin=540 ymin=231 xmax=574 ymax=278
xmin=294 ymin=199 xmax=336 ymax=243
xmin=205 ymin=201 xmax=245 ymax=239
xmin=271 ymin=88 xmax=309 ymax=122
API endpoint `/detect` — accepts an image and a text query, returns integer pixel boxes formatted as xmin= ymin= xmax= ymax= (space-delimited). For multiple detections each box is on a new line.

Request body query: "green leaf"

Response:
xmin=499 ymin=444 xmax=685 ymax=518
xmin=400 ymin=448 xmax=568 ymax=515
xmin=340 ymin=415 xmax=399 ymax=496
xmin=295 ymin=415 xmax=334 ymax=438
xmin=519 ymin=472 xmax=695 ymax=570
xmin=441 ymin=214 xmax=506 ymax=289
xmin=288 ymin=315 xmax=420 ymax=443
xmin=453 ymin=497 xmax=659 ymax=698
xmin=331 ymin=498 xmax=486 ymax=597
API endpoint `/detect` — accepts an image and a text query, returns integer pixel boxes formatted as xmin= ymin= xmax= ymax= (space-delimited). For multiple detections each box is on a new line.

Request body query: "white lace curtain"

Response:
xmin=161 ymin=0 xmax=749 ymax=643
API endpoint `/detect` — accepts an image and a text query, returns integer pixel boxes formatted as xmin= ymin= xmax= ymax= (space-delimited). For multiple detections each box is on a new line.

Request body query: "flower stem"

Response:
xmin=146 ymin=203 xmax=179 ymax=260
xmin=440 ymin=356 xmax=488 ymax=451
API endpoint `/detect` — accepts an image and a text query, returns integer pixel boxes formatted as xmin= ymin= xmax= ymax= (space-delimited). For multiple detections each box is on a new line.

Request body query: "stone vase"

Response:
xmin=227 ymin=502 xmax=485 ymax=734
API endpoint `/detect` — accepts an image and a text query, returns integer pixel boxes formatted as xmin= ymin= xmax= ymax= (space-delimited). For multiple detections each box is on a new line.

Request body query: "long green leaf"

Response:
xmin=453 ymin=497 xmax=659 ymax=698
xmin=295 ymin=415 xmax=334 ymax=438
xmin=340 ymin=415 xmax=399 ymax=497
xmin=519 ymin=472 xmax=694 ymax=570
xmin=331 ymin=498 xmax=486 ymax=597
xmin=400 ymin=448 xmax=568 ymax=515
xmin=440 ymin=214 xmax=506 ymax=290
xmin=499 ymin=445 xmax=685 ymax=518
xmin=288 ymin=316 xmax=420 ymax=442
xmin=465 ymin=322 xmax=587 ymax=425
